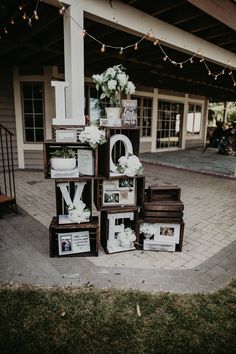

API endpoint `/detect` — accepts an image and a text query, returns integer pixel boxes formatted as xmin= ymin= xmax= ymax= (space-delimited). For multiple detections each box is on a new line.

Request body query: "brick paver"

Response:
xmin=0 ymin=162 xmax=236 ymax=293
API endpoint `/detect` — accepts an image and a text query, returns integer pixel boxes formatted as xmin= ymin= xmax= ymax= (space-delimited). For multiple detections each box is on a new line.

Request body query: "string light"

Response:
xmin=34 ymin=10 xmax=39 ymax=20
xmin=163 ymin=55 xmax=168 ymax=61
xmin=59 ymin=6 xmax=65 ymax=15
xmin=28 ymin=18 xmax=32 ymax=27
xmin=4 ymin=27 xmax=7 ymax=34
xmin=101 ymin=44 xmax=105 ymax=52
xmin=119 ymin=47 xmax=123 ymax=55
xmin=180 ymin=63 xmax=183 ymax=68
xmin=134 ymin=43 xmax=138 ymax=50
xmin=229 ymin=71 xmax=233 ymax=75
xmin=23 ymin=12 xmax=27 ymax=20
xmin=11 ymin=19 xmax=14 ymax=25
xmin=208 ymin=71 xmax=211 ymax=76
xmin=19 ymin=5 xmax=23 ymax=11
xmin=154 ymin=39 xmax=159 ymax=45
xmin=81 ymin=29 xmax=86 ymax=37
xmin=190 ymin=58 xmax=193 ymax=63
xmin=200 ymin=57 xmax=204 ymax=62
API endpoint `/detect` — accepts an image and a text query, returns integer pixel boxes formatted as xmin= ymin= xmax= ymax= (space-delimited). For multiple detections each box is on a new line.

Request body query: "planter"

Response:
xmin=105 ymin=107 xmax=121 ymax=126
xmin=51 ymin=157 xmax=76 ymax=171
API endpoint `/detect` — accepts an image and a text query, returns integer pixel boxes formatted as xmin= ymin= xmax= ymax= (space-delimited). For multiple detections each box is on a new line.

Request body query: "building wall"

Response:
xmin=0 ymin=66 xmax=18 ymax=168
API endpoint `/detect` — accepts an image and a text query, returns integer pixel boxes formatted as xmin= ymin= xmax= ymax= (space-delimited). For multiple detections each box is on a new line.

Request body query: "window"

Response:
xmin=156 ymin=101 xmax=183 ymax=149
xmin=187 ymin=103 xmax=202 ymax=136
xmin=21 ymin=83 xmax=44 ymax=142
xmin=134 ymin=96 xmax=153 ymax=137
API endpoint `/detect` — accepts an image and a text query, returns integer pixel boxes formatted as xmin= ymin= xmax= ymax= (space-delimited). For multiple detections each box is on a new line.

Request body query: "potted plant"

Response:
xmin=92 ymin=64 xmax=135 ymax=125
xmin=50 ymin=147 xmax=76 ymax=171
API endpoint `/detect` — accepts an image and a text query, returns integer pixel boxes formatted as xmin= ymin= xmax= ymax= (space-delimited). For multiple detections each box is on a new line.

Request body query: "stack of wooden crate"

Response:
xmin=139 ymin=184 xmax=185 ymax=252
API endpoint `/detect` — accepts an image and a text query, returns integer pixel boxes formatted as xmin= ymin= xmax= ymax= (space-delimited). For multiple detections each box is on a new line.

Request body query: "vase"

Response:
xmin=105 ymin=107 xmax=121 ymax=126
xmin=51 ymin=157 xmax=76 ymax=171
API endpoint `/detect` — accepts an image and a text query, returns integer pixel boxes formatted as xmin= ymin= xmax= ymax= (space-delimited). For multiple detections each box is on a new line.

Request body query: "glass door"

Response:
xmin=156 ymin=100 xmax=184 ymax=149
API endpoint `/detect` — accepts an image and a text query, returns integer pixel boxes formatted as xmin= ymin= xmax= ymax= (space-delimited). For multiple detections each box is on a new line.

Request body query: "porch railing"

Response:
xmin=0 ymin=124 xmax=17 ymax=213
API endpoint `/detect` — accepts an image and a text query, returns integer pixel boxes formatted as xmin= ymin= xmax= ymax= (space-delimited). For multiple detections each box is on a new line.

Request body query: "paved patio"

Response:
xmin=1 ymin=150 xmax=236 ymax=293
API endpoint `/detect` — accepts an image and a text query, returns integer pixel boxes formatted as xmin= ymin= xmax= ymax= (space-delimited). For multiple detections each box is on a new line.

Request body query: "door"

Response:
xmin=156 ymin=100 xmax=184 ymax=149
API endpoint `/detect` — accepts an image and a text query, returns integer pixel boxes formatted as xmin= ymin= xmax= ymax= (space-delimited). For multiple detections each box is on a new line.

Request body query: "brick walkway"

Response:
xmin=0 ymin=163 xmax=236 ymax=293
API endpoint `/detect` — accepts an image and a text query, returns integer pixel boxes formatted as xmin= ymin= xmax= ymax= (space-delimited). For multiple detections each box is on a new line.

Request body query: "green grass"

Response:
xmin=0 ymin=281 xmax=236 ymax=354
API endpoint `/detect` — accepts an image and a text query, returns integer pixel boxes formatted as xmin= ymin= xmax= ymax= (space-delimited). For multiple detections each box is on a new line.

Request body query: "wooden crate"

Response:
xmin=94 ymin=176 xmax=145 ymax=210
xmin=100 ymin=207 xmax=139 ymax=254
xmin=97 ymin=127 xmax=140 ymax=178
xmin=55 ymin=179 xmax=92 ymax=223
xmin=148 ymin=184 xmax=181 ymax=202
xmin=49 ymin=216 xmax=99 ymax=257
xmin=43 ymin=141 xmax=98 ymax=178
xmin=138 ymin=218 xmax=185 ymax=252
xmin=143 ymin=200 xmax=184 ymax=219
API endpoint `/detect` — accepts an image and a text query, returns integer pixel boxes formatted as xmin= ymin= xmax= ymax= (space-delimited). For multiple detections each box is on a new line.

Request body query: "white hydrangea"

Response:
xmin=78 ymin=125 xmax=106 ymax=149
xmin=117 ymin=154 xmax=143 ymax=176
xmin=68 ymin=200 xmax=90 ymax=224
xmin=107 ymin=79 xmax=117 ymax=91
xmin=118 ymin=156 xmax=128 ymax=167
xmin=117 ymin=227 xmax=136 ymax=247
xmin=117 ymin=73 xmax=128 ymax=87
xmin=106 ymin=67 xmax=116 ymax=78
xmin=126 ymin=81 xmax=136 ymax=95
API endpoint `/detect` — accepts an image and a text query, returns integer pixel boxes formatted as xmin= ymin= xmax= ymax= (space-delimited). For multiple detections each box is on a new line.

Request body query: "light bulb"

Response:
xmin=234 ymin=82 xmax=236 ymax=86
xmin=101 ymin=44 xmax=105 ymax=53
xmin=134 ymin=43 xmax=138 ymax=50
xmin=81 ymin=29 xmax=86 ymax=37
xmin=19 ymin=5 xmax=23 ymax=11
xmin=34 ymin=10 xmax=39 ymax=20
xmin=221 ymin=69 xmax=225 ymax=75
xmin=229 ymin=71 xmax=232 ymax=75
xmin=208 ymin=71 xmax=211 ymax=76
xmin=59 ymin=6 xmax=65 ymax=15
xmin=163 ymin=55 xmax=168 ymax=61
xmin=119 ymin=47 xmax=123 ymax=55
xmin=214 ymin=76 xmax=217 ymax=80
xmin=11 ymin=19 xmax=14 ymax=25
xmin=180 ymin=63 xmax=183 ymax=68
xmin=200 ymin=58 xmax=204 ymax=62
xmin=28 ymin=18 xmax=32 ymax=27
xmin=4 ymin=27 xmax=7 ymax=34
xmin=190 ymin=58 xmax=193 ymax=63
xmin=23 ymin=13 xmax=27 ymax=20
xmin=154 ymin=39 xmax=159 ymax=45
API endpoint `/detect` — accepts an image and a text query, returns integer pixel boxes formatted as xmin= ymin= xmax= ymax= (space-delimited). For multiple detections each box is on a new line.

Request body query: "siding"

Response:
xmin=0 ymin=66 xmax=18 ymax=169
xmin=24 ymin=150 xmax=44 ymax=169
xmin=140 ymin=141 xmax=152 ymax=153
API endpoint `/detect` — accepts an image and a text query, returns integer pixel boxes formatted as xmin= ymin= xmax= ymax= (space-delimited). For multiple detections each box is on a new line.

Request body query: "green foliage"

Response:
xmin=0 ymin=280 xmax=236 ymax=354
xmin=50 ymin=147 xmax=75 ymax=159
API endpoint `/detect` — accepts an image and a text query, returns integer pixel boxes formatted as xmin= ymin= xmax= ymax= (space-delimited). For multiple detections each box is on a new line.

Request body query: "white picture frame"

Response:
xmin=77 ymin=149 xmax=94 ymax=176
xmin=58 ymin=231 xmax=90 ymax=255
xmin=55 ymin=129 xmax=77 ymax=142
xmin=102 ymin=178 xmax=136 ymax=206
xmin=154 ymin=223 xmax=180 ymax=244
xmin=122 ymin=99 xmax=137 ymax=126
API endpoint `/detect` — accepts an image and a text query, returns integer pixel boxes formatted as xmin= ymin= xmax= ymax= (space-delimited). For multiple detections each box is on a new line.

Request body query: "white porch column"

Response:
xmin=64 ymin=0 xmax=85 ymax=124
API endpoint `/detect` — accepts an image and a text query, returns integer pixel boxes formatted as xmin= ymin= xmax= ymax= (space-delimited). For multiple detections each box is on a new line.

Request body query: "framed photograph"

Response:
xmin=77 ymin=149 xmax=94 ymax=176
xmin=56 ymin=129 xmax=77 ymax=142
xmin=58 ymin=231 xmax=90 ymax=255
xmin=102 ymin=178 xmax=136 ymax=206
xmin=121 ymin=99 xmax=137 ymax=126
xmin=152 ymin=223 xmax=180 ymax=244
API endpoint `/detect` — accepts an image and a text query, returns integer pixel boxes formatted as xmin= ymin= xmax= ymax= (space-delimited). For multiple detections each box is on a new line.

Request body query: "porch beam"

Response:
xmin=187 ymin=0 xmax=236 ymax=31
xmin=82 ymin=0 xmax=236 ymax=68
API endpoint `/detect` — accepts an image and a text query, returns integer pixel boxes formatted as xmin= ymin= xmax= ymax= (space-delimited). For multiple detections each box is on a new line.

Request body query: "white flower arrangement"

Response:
xmin=117 ymin=226 xmax=136 ymax=248
xmin=78 ymin=125 xmax=106 ymax=149
xmin=92 ymin=64 xmax=135 ymax=107
xmin=68 ymin=200 xmax=90 ymax=224
xmin=140 ymin=223 xmax=156 ymax=238
xmin=117 ymin=154 xmax=143 ymax=177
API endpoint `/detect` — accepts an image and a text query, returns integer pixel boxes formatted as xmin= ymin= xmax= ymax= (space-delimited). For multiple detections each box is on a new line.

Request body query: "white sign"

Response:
xmin=77 ymin=149 xmax=94 ymax=176
xmin=51 ymin=80 xmax=80 ymax=126
xmin=58 ymin=231 xmax=90 ymax=255
xmin=109 ymin=134 xmax=133 ymax=173
xmin=57 ymin=181 xmax=86 ymax=209
xmin=56 ymin=129 xmax=77 ymax=142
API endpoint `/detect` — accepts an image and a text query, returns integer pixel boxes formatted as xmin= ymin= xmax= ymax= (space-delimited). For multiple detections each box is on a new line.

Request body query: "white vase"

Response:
xmin=51 ymin=157 xmax=76 ymax=171
xmin=105 ymin=107 xmax=121 ymax=126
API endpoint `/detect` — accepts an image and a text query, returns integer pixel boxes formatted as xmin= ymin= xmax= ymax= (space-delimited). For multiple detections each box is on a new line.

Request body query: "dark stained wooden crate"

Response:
xmin=148 ymin=184 xmax=181 ymax=202
xmin=43 ymin=141 xmax=99 ymax=179
xmin=144 ymin=201 xmax=184 ymax=211
xmin=137 ymin=218 xmax=185 ymax=252
xmin=97 ymin=127 xmax=140 ymax=178
xmin=94 ymin=176 xmax=145 ymax=210
xmin=100 ymin=207 xmax=139 ymax=254
xmin=55 ymin=179 xmax=92 ymax=220
xmin=49 ymin=216 xmax=99 ymax=257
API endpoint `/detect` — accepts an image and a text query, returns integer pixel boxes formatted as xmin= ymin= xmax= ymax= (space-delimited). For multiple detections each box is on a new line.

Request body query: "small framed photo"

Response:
xmin=58 ymin=231 xmax=90 ymax=255
xmin=122 ymin=99 xmax=137 ymax=126
xmin=102 ymin=178 xmax=135 ymax=206
xmin=77 ymin=149 xmax=94 ymax=176
xmin=154 ymin=223 xmax=180 ymax=244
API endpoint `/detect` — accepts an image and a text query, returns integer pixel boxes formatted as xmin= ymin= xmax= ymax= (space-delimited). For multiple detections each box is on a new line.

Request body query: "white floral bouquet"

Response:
xmin=140 ymin=223 xmax=155 ymax=239
xmin=117 ymin=154 xmax=143 ymax=177
xmin=78 ymin=125 xmax=106 ymax=149
xmin=92 ymin=64 xmax=135 ymax=107
xmin=68 ymin=200 xmax=90 ymax=224
xmin=117 ymin=226 xmax=136 ymax=248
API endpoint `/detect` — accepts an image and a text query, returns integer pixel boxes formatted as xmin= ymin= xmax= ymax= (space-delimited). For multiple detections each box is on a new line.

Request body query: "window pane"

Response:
xmin=34 ymin=100 xmax=43 ymax=113
xmin=33 ymin=85 xmax=43 ymax=99
xmin=34 ymin=114 xmax=44 ymax=128
xmin=25 ymin=129 xmax=35 ymax=142
xmin=24 ymin=100 xmax=33 ymax=113
xmin=35 ymin=129 xmax=44 ymax=142
xmin=24 ymin=114 xmax=33 ymax=128
xmin=22 ymin=85 xmax=33 ymax=99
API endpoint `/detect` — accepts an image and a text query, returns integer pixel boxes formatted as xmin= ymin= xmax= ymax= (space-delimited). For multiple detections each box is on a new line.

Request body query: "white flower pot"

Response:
xmin=51 ymin=157 xmax=76 ymax=171
xmin=105 ymin=107 xmax=121 ymax=126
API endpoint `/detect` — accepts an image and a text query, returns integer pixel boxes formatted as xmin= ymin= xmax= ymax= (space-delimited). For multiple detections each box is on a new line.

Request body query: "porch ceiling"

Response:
xmin=0 ymin=0 xmax=236 ymax=101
